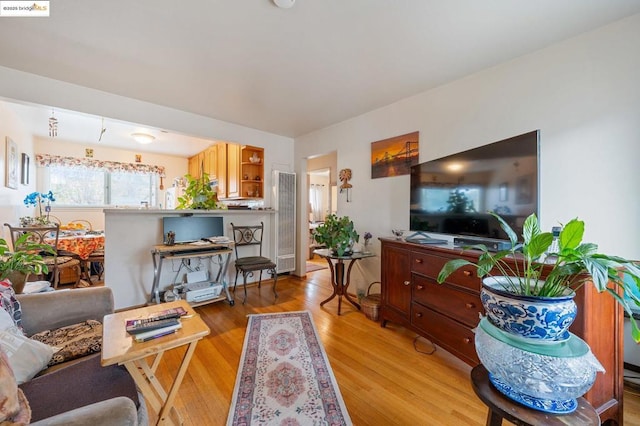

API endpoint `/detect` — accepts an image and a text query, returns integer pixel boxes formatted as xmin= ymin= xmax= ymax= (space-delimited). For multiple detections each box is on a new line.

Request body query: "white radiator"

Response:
xmin=273 ymin=171 xmax=296 ymax=273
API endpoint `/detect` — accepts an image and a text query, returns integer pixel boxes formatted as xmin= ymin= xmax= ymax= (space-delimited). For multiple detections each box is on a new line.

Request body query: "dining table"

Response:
xmin=50 ymin=232 xmax=105 ymax=261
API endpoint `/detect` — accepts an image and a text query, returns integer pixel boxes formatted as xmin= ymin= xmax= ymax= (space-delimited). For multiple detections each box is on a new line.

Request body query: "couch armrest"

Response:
xmin=16 ymin=287 xmax=114 ymax=336
xmin=30 ymin=396 xmax=138 ymax=426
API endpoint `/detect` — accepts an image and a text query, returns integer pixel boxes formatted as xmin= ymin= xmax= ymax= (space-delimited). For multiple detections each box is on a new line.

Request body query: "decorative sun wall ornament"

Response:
xmin=339 ymin=168 xmax=352 ymax=189
xmin=339 ymin=168 xmax=353 ymax=202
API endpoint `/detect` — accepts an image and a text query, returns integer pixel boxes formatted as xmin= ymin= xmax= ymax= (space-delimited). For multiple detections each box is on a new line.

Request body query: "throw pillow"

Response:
xmin=0 ymin=279 xmax=23 ymax=332
xmin=0 ymin=327 xmax=55 ymax=384
xmin=30 ymin=320 xmax=102 ymax=367
xmin=0 ymin=348 xmax=31 ymax=425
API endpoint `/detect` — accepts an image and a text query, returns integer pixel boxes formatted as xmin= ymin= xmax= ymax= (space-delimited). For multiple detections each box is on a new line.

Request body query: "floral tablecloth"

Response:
xmin=47 ymin=234 xmax=105 ymax=260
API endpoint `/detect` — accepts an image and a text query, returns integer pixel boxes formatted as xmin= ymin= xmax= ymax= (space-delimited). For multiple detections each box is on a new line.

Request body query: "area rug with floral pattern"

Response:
xmin=227 ymin=311 xmax=352 ymax=426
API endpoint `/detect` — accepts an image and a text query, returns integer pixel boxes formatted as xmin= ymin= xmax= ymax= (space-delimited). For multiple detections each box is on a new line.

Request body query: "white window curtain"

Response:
xmin=309 ymin=184 xmax=324 ymax=222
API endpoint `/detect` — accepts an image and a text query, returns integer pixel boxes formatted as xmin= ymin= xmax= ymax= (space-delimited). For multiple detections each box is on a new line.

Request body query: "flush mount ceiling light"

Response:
xmin=273 ymin=0 xmax=295 ymax=9
xmin=132 ymin=133 xmax=155 ymax=144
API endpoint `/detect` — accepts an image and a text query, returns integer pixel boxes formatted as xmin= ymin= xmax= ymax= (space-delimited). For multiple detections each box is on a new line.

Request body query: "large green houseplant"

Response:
xmin=313 ymin=214 xmax=359 ymax=257
xmin=176 ymin=172 xmax=224 ymax=210
xmin=437 ymin=212 xmax=640 ymax=341
xmin=0 ymin=234 xmax=55 ymax=293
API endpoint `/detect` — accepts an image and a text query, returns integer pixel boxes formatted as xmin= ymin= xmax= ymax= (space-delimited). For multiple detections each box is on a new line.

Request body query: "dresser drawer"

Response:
xmin=411 ymin=303 xmax=479 ymax=365
xmin=412 ymin=275 xmax=482 ymax=328
xmin=411 ymin=252 xmax=480 ymax=291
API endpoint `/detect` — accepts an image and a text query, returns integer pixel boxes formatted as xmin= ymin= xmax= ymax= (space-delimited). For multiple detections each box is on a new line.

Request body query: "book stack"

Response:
xmin=126 ymin=307 xmax=187 ymax=342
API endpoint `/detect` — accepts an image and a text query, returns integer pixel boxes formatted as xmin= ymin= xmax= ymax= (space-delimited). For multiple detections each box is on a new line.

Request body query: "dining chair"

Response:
xmin=4 ymin=223 xmax=82 ymax=289
xmin=69 ymin=219 xmax=105 ymax=281
xmin=230 ymin=222 xmax=278 ymax=304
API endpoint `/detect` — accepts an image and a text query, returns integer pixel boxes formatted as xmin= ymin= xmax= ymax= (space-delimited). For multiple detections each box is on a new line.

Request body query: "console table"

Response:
xmin=150 ymin=243 xmax=234 ymax=306
xmin=379 ymin=238 xmax=623 ymax=425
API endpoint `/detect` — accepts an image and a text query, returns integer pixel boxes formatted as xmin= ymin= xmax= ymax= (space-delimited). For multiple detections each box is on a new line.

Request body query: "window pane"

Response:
xmin=111 ymin=172 xmax=153 ymax=207
xmin=49 ymin=167 xmax=105 ymax=205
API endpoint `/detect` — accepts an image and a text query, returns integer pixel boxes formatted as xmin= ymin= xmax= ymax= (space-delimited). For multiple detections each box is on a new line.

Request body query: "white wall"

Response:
xmin=294 ymin=15 xmax=640 ymax=290
xmin=0 ymin=102 xmax=37 ymax=239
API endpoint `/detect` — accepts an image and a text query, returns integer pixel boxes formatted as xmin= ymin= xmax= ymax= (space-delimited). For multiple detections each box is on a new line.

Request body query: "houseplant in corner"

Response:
xmin=437 ymin=212 xmax=640 ymax=413
xmin=0 ymin=234 xmax=55 ymax=294
xmin=312 ymin=214 xmax=359 ymax=257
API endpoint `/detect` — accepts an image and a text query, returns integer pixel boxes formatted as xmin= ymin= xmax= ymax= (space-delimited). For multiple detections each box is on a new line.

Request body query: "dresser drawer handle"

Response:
xmin=463 ymin=337 xmax=471 ymax=344
xmin=403 ymin=280 xmax=411 ymax=286
xmin=463 ymin=270 xmax=472 ymax=277
xmin=415 ymin=258 xmax=423 ymax=264
xmin=416 ymin=312 xmax=423 ymax=318
xmin=416 ymin=285 xmax=424 ymax=291
xmin=465 ymin=303 xmax=475 ymax=309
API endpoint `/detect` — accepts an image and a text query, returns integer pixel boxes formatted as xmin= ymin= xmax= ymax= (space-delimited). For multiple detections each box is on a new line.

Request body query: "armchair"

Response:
xmin=15 ymin=287 xmax=147 ymax=425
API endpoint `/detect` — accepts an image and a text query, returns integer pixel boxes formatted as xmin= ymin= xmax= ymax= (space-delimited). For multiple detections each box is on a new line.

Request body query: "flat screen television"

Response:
xmin=410 ymin=130 xmax=539 ymax=241
xmin=162 ymin=216 xmax=224 ymax=244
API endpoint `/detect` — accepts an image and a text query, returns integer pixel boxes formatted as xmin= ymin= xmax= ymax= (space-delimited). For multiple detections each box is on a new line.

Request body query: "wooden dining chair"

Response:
xmin=230 ymin=222 xmax=278 ymax=304
xmin=4 ymin=223 xmax=82 ymax=289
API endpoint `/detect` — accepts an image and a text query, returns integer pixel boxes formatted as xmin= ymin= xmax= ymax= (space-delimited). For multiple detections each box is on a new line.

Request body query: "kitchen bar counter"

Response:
xmin=104 ymin=209 xmax=275 ymax=309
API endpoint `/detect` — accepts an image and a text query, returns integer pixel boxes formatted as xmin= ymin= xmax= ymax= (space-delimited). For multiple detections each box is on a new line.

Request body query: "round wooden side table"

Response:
xmin=471 ymin=364 xmax=601 ymax=426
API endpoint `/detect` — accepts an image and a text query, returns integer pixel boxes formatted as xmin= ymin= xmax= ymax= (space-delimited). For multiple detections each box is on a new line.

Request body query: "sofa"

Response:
xmin=4 ymin=287 xmax=147 ymax=425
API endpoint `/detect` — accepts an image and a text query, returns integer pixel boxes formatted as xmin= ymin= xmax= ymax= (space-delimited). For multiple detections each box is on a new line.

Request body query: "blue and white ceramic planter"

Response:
xmin=481 ymin=276 xmax=577 ymax=341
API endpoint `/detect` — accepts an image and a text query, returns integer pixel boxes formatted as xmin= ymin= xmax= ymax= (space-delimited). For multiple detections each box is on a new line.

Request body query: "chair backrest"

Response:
xmin=230 ymin=222 xmax=265 ymax=258
xmin=4 ymin=223 xmax=60 ymax=254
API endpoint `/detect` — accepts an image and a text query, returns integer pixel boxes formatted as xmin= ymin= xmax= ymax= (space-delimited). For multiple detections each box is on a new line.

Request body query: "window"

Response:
xmin=35 ymin=154 xmax=165 ymax=207
xmin=45 ymin=166 xmax=156 ymax=207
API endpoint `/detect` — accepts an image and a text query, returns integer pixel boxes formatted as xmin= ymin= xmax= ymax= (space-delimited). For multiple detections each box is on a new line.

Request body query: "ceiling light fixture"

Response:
xmin=273 ymin=0 xmax=295 ymax=9
xmin=132 ymin=133 xmax=155 ymax=144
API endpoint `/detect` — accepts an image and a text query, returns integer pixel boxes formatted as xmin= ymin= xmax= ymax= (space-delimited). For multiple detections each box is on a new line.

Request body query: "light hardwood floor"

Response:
xmin=149 ymin=267 xmax=640 ymax=425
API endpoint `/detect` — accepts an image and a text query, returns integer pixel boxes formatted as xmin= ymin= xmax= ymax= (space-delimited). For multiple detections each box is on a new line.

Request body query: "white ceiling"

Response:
xmin=1 ymin=0 xmax=639 ymax=157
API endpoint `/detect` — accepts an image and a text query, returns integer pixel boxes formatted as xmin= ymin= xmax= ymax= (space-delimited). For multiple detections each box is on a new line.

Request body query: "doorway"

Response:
xmin=306 ymin=152 xmax=337 ymax=272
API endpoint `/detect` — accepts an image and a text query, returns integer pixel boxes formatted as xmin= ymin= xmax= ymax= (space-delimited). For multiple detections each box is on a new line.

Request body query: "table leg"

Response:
xmin=343 ymin=259 xmax=362 ymax=311
xmin=150 ymin=252 xmax=164 ymax=304
xmin=486 ymin=409 xmax=503 ymax=426
xmin=319 ymin=257 xmax=338 ymax=307
xmin=124 ymin=342 xmax=199 ymax=426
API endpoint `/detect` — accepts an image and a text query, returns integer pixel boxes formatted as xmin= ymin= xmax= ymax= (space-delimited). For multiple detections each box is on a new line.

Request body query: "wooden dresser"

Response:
xmin=379 ymin=238 xmax=624 ymax=425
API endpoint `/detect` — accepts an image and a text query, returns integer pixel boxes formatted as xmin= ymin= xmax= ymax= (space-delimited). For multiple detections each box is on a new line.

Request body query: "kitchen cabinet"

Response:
xmin=188 ymin=152 xmax=204 ymax=179
xmin=240 ymin=145 xmax=264 ymax=199
xmin=188 ymin=143 xmax=262 ymax=199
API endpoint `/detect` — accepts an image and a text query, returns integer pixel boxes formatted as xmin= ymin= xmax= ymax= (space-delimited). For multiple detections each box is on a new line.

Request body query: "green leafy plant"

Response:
xmin=437 ymin=212 xmax=640 ymax=341
xmin=447 ymin=188 xmax=476 ymax=213
xmin=176 ymin=173 xmax=224 ymax=210
xmin=313 ymin=214 xmax=359 ymax=257
xmin=0 ymin=234 xmax=54 ymax=279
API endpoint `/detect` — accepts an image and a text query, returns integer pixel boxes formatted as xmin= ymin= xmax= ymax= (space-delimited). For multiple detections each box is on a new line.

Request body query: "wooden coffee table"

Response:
xmin=101 ymin=300 xmax=210 ymax=426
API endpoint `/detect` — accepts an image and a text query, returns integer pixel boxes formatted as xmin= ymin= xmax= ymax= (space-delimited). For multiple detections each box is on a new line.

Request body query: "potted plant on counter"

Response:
xmin=312 ymin=214 xmax=359 ymax=257
xmin=0 ymin=234 xmax=55 ymax=294
xmin=176 ymin=172 xmax=225 ymax=210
